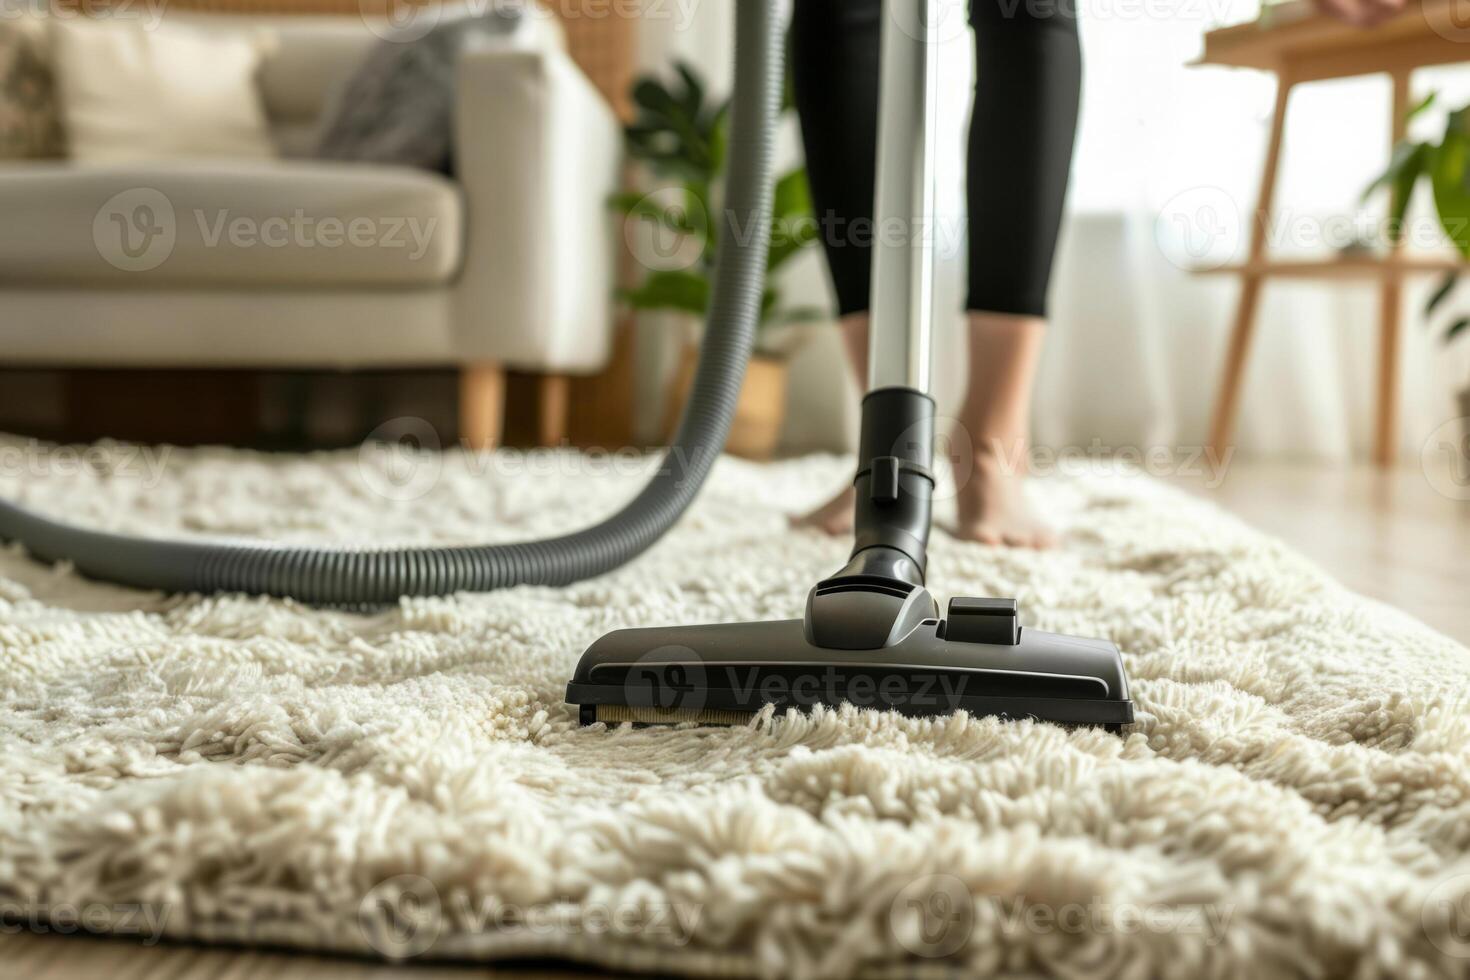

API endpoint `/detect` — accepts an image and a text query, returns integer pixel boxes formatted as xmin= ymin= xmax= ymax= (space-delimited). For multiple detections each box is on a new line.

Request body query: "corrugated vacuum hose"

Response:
xmin=0 ymin=0 xmax=782 ymax=604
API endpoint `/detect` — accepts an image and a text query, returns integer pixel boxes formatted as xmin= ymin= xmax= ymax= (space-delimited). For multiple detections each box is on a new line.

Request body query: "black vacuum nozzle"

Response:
xmin=566 ymin=596 xmax=1132 ymax=731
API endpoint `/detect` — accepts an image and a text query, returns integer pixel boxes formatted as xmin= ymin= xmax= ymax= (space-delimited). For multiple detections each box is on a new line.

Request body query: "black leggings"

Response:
xmin=790 ymin=0 xmax=1080 ymax=318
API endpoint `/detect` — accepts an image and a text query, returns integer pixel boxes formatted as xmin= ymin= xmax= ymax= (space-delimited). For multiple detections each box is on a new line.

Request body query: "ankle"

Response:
xmin=955 ymin=428 xmax=1027 ymax=464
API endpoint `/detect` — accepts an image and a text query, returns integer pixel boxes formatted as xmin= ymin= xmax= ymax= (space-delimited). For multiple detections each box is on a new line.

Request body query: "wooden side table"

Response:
xmin=1195 ymin=0 xmax=1470 ymax=466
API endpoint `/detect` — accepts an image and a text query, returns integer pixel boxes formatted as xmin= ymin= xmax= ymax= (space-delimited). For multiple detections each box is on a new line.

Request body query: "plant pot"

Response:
xmin=662 ymin=343 xmax=788 ymax=460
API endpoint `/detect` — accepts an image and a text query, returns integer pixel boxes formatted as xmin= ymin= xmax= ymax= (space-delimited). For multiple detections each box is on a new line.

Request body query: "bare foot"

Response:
xmin=791 ymin=484 xmax=855 ymax=535
xmin=952 ymin=448 xmax=1055 ymax=549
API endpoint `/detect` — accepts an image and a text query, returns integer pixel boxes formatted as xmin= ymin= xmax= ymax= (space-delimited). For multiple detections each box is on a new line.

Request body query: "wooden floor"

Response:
xmin=1164 ymin=458 xmax=1470 ymax=645
xmin=0 ymin=933 xmax=610 ymax=980
xmin=5 ymin=459 xmax=1468 ymax=978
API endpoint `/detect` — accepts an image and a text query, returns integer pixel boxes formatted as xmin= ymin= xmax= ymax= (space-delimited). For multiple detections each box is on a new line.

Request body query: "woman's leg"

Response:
xmin=953 ymin=0 xmax=1080 ymax=547
xmin=791 ymin=0 xmax=1080 ymax=548
xmin=789 ymin=0 xmax=881 ymax=532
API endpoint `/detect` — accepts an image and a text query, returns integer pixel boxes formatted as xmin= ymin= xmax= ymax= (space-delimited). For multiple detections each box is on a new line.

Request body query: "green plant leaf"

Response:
xmin=1363 ymin=139 xmax=1425 ymax=199
xmin=707 ymin=103 xmax=730 ymax=176
xmin=607 ymin=190 xmax=666 ymax=220
xmin=1407 ymin=91 xmax=1437 ymax=122
xmin=772 ymin=169 xmax=813 ymax=222
xmin=674 ymin=61 xmax=705 ymax=120
xmin=619 ymin=269 xmax=711 ymax=316
xmin=1364 ymin=140 xmax=1428 ymax=226
xmin=1431 ymin=134 xmax=1470 ymax=258
xmin=1446 ymin=317 xmax=1470 ymax=344
xmin=1427 ymin=271 xmax=1459 ymax=316
xmin=1390 ymin=142 xmax=1428 ymax=242
xmin=632 ymin=77 xmax=680 ymax=118
xmin=624 ymin=68 xmax=721 ymax=182
xmin=1449 ymin=107 xmax=1470 ymax=139
xmin=768 ymin=219 xmax=818 ymax=273
xmin=681 ymin=179 xmax=715 ymax=254
xmin=766 ymin=169 xmax=818 ymax=271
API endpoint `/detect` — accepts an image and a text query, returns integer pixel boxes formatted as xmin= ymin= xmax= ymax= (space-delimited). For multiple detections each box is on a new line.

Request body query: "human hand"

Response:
xmin=1310 ymin=0 xmax=1407 ymax=28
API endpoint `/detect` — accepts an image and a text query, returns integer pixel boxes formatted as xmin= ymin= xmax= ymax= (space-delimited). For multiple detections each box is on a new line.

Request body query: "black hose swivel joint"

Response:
xmin=804 ymin=386 xmax=938 ymax=650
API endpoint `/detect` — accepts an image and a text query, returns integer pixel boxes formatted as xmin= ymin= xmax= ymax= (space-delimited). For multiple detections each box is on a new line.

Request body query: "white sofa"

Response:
xmin=0 ymin=10 xmax=623 ymax=447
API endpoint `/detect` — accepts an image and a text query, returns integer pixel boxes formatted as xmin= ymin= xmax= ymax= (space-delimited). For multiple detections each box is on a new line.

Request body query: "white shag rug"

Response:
xmin=2 ymin=436 xmax=1469 ymax=979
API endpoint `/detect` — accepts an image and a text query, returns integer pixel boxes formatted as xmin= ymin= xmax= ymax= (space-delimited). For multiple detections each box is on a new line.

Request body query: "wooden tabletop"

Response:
xmin=1197 ymin=0 xmax=1470 ymax=79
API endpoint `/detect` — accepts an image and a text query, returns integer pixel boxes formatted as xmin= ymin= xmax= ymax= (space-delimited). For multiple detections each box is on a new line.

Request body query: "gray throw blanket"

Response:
xmin=314 ymin=6 xmax=524 ymax=174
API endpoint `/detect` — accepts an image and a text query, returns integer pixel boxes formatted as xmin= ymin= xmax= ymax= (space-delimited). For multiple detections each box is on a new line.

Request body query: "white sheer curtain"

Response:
xmin=974 ymin=0 xmax=1470 ymax=461
xmin=640 ymin=1 xmax=1470 ymax=458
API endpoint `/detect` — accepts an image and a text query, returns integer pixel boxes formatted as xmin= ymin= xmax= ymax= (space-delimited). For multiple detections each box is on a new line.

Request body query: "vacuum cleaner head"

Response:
xmin=567 ymin=596 xmax=1133 ymax=732
xmin=569 ymin=391 xmax=1133 ymax=734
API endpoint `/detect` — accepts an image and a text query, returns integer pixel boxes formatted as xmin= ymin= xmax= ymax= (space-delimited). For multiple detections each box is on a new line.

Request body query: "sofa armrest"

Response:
xmin=452 ymin=45 xmax=622 ymax=372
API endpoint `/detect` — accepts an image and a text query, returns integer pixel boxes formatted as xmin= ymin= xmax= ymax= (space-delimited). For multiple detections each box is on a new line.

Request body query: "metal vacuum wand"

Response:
xmin=805 ymin=0 xmax=944 ymax=646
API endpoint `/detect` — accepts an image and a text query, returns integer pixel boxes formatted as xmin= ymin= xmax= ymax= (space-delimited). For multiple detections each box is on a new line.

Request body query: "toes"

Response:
xmin=953 ymin=522 xmax=1057 ymax=549
xmin=973 ymin=525 xmax=1004 ymax=547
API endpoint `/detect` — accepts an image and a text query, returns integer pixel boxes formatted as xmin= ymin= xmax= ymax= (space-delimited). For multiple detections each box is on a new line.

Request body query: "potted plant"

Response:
xmin=1364 ymin=92 xmax=1470 ymax=429
xmin=610 ymin=61 xmax=822 ymax=460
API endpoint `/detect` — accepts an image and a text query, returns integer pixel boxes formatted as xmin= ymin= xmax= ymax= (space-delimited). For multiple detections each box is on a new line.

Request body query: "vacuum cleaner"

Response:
xmin=0 ymin=0 xmax=1131 ymax=732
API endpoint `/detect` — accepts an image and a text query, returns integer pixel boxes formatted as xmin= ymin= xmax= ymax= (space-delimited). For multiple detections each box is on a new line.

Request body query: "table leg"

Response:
xmin=1375 ymin=70 xmax=1411 ymax=468
xmin=1209 ymin=74 xmax=1293 ymax=459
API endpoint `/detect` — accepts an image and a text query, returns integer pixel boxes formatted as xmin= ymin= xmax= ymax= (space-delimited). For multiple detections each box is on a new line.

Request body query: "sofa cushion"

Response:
xmin=0 ymin=160 xmax=462 ymax=287
xmin=48 ymin=17 xmax=278 ymax=164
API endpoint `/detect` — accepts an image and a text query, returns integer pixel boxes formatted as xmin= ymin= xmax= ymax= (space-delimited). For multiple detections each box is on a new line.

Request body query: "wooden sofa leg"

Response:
xmin=537 ymin=374 xmax=570 ymax=447
xmin=459 ymin=362 xmax=505 ymax=451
